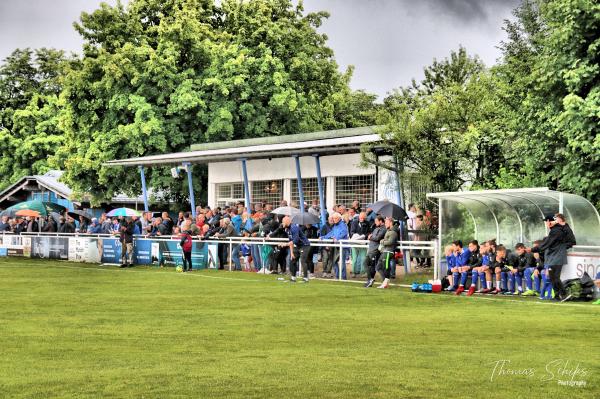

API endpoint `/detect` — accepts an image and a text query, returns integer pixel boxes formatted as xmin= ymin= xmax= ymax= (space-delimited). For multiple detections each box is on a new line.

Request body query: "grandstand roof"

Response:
xmin=104 ymin=126 xmax=382 ymax=167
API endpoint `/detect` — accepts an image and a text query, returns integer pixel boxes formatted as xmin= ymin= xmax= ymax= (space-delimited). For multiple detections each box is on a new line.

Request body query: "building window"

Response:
xmin=251 ymin=180 xmax=283 ymax=207
xmin=335 ymin=175 xmax=374 ymax=208
xmin=291 ymin=178 xmax=326 ymax=208
xmin=215 ymin=182 xmax=245 ymax=208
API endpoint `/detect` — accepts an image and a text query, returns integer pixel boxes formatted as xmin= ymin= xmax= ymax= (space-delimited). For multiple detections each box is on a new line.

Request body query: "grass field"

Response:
xmin=0 ymin=258 xmax=598 ymax=398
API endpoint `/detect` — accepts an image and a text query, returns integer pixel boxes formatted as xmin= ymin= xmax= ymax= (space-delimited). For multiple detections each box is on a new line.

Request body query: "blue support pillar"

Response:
xmin=138 ymin=165 xmax=149 ymax=212
xmin=293 ymin=155 xmax=305 ymax=213
xmin=240 ymin=158 xmax=252 ymax=213
xmin=313 ymin=154 xmax=326 ymax=225
xmin=183 ymin=162 xmax=196 ymax=218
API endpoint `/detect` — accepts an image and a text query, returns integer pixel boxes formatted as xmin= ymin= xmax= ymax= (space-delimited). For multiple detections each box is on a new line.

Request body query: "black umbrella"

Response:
xmin=370 ymin=200 xmax=408 ymax=221
xmin=68 ymin=210 xmax=92 ymax=221
xmin=291 ymin=212 xmax=320 ymax=226
xmin=49 ymin=212 xmax=62 ymax=223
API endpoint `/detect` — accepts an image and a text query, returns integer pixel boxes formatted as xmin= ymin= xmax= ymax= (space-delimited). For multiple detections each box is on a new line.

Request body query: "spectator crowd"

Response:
xmin=0 ymin=199 xmax=435 ymax=286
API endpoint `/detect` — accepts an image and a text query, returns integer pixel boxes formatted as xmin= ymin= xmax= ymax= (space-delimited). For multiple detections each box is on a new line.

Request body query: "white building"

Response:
xmin=106 ymin=126 xmax=431 ymax=213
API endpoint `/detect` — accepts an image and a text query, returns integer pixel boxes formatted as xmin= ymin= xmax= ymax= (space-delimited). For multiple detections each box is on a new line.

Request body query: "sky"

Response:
xmin=0 ymin=0 xmax=520 ymax=99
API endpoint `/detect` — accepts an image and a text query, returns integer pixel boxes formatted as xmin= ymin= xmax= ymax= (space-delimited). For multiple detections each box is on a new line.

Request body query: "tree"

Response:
xmin=0 ymin=48 xmax=72 ymax=189
xmin=363 ymin=47 xmax=506 ymax=192
xmin=494 ymin=0 xmax=600 ymax=206
xmin=51 ymin=0 xmax=375 ymax=204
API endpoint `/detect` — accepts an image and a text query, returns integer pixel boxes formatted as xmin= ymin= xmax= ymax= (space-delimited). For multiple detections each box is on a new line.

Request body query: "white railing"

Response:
xmin=4 ymin=231 xmax=439 ymax=281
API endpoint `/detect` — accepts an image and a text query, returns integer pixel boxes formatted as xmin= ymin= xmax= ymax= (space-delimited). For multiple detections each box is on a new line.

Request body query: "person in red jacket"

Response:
xmin=179 ymin=222 xmax=194 ymax=272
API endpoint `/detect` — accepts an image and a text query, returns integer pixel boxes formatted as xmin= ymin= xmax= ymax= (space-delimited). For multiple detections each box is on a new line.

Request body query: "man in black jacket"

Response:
xmin=59 ymin=217 xmax=76 ymax=234
xmin=364 ymin=216 xmax=386 ymax=288
xmin=555 ymin=213 xmax=576 ymax=249
xmin=531 ymin=215 xmax=568 ymax=301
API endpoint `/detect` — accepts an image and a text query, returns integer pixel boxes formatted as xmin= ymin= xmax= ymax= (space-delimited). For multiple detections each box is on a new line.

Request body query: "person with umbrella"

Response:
xmin=42 ymin=215 xmax=58 ymax=232
xmin=281 ymin=216 xmax=311 ymax=283
xmin=117 ymin=218 xmax=135 ymax=268
xmin=289 ymin=212 xmax=320 ymax=278
xmin=364 ymin=215 xmax=386 ymax=288
xmin=59 ymin=216 xmax=76 ymax=233
xmin=25 ymin=216 xmax=39 ymax=233
xmin=376 ymin=217 xmax=399 ymax=289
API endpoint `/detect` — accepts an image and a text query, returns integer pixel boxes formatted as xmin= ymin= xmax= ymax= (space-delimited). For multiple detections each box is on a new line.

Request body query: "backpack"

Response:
xmin=181 ymin=233 xmax=193 ymax=252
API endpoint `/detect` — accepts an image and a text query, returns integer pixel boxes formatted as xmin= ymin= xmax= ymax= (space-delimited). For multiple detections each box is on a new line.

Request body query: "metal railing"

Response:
xmin=2 ymin=231 xmax=439 ymax=281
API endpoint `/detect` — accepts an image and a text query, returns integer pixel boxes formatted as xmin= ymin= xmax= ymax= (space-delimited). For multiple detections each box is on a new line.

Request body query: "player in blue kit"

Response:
xmin=447 ymin=240 xmax=471 ymax=292
xmin=505 ymin=243 xmax=535 ymax=295
xmin=456 ymin=240 xmax=481 ymax=295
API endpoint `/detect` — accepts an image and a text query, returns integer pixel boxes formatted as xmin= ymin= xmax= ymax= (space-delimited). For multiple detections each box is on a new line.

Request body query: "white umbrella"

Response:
xmin=271 ymin=206 xmax=301 ymax=216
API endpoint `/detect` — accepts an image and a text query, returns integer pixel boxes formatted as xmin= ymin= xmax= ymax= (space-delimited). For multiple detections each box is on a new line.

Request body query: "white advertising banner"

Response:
xmin=563 ymin=251 xmax=600 ymax=280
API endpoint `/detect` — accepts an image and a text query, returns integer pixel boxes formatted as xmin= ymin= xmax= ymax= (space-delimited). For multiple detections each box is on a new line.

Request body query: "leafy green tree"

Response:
xmin=363 ymin=47 xmax=507 ymax=192
xmin=0 ymin=48 xmax=72 ymax=189
xmin=495 ymin=0 xmax=600 ymax=206
xmin=52 ymin=0 xmax=374 ymax=204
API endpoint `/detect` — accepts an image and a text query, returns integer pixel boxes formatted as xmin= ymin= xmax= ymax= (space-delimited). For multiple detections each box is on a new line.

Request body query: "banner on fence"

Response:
xmin=101 ymin=238 xmax=122 ymax=264
xmin=30 ymin=236 xmax=69 ymax=260
xmin=153 ymin=240 xmax=209 ymax=269
xmin=68 ymin=237 xmax=102 ymax=263
xmin=0 ymin=235 xmax=29 ymax=257
xmin=134 ymin=239 xmax=153 ymax=265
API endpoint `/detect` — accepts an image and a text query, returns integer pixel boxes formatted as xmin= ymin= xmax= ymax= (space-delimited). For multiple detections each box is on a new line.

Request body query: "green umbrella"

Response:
xmin=0 ymin=201 xmax=67 ymax=218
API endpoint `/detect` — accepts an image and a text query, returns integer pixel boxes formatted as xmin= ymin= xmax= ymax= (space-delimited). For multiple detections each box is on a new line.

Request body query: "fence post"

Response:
xmin=433 ymin=240 xmax=438 ymax=281
xmin=228 ymin=239 xmax=232 ymax=272
xmin=338 ymin=240 xmax=344 ymax=280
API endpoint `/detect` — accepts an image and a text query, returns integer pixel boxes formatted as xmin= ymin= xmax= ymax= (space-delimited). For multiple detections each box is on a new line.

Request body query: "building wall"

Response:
xmin=207 ymin=153 xmax=376 ymax=210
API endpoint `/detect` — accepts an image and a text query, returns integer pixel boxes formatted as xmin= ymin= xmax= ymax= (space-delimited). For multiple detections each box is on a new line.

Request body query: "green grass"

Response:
xmin=0 ymin=258 xmax=598 ymax=399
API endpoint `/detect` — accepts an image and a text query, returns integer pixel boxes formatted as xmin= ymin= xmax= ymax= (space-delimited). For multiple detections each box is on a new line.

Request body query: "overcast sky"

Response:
xmin=0 ymin=0 xmax=520 ymax=99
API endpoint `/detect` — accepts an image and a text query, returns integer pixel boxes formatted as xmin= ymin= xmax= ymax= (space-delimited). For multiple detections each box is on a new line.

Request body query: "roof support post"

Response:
xmin=138 ymin=166 xmax=149 ymax=213
xmin=313 ymin=154 xmax=327 ymax=225
xmin=559 ymin=192 xmax=564 ymax=214
xmin=293 ymin=155 xmax=305 ymax=213
xmin=183 ymin=162 xmax=196 ymax=218
xmin=239 ymin=158 xmax=252 ymax=213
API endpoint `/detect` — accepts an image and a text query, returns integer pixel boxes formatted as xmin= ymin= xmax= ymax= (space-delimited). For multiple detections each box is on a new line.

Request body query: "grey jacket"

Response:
xmin=368 ymin=225 xmax=386 ymax=253
xmin=380 ymin=228 xmax=399 ymax=253
xmin=216 ymin=224 xmax=237 ymax=238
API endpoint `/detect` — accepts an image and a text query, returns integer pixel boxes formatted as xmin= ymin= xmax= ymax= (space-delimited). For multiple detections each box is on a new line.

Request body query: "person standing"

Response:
xmin=26 ymin=216 xmax=39 ymax=232
xmin=118 ymin=218 xmax=134 ymax=268
xmin=281 ymin=216 xmax=311 ymax=283
xmin=376 ymin=217 xmax=398 ymax=289
xmin=179 ymin=221 xmax=193 ymax=272
xmin=531 ymin=215 xmax=569 ymax=301
xmin=364 ymin=215 xmax=386 ymax=288
xmin=0 ymin=216 xmax=10 ymax=232
xmin=213 ymin=218 xmax=241 ymax=271
xmin=349 ymin=211 xmax=370 ymax=277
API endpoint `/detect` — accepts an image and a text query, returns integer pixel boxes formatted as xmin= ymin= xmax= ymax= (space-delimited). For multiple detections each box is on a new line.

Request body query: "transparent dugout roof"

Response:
xmin=427 ymin=188 xmax=600 ymax=248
